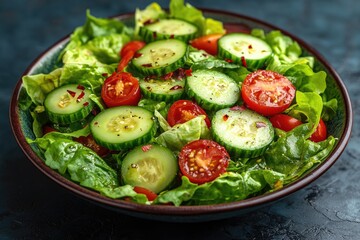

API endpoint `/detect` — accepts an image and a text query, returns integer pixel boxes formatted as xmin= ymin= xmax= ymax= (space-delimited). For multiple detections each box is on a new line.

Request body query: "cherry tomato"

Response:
xmin=309 ymin=118 xmax=327 ymax=142
xmin=178 ymin=139 xmax=230 ymax=184
xmin=223 ymin=22 xmax=251 ymax=34
xmin=270 ymin=114 xmax=328 ymax=142
xmin=167 ymin=100 xmax=211 ymax=128
xmin=190 ymin=33 xmax=223 ymax=55
xmin=74 ymin=134 xmax=110 ymax=157
xmin=241 ymin=70 xmax=296 ymax=116
xmin=269 ymin=114 xmax=302 ymax=132
xmin=117 ymin=40 xmax=146 ymax=72
xmin=133 ymin=186 xmax=158 ymax=201
xmin=101 ymin=72 xmax=141 ymax=108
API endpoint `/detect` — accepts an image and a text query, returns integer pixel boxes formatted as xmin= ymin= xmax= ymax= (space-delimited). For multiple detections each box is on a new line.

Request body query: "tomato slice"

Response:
xmin=101 ymin=72 xmax=141 ymax=108
xmin=167 ymin=100 xmax=211 ymax=128
xmin=190 ymin=33 xmax=223 ymax=55
xmin=117 ymin=40 xmax=146 ymax=72
xmin=74 ymin=134 xmax=110 ymax=157
xmin=178 ymin=139 xmax=230 ymax=184
xmin=269 ymin=114 xmax=302 ymax=132
xmin=309 ymin=118 xmax=327 ymax=142
xmin=241 ymin=70 xmax=296 ymax=116
xmin=133 ymin=186 xmax=158 ymax=201
xmin=270 ymin=114 xmax=327 ymax=142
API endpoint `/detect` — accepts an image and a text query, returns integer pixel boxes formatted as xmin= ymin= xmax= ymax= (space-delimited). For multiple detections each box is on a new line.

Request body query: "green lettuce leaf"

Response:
xmin=134 ymin=2 xmax=166 ymax=35
xmin=155 ymin=115 xmax=211 ymax=151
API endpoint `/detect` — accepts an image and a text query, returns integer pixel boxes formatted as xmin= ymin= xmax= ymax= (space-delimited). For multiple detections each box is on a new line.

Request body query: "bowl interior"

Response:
xmin=10 ymin=10 xmax=352 ymax=222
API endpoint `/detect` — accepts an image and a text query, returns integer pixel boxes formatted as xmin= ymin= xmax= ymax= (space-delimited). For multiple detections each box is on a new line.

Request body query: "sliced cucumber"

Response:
xmin=211 ymin=108 xmax=274 ymax=158
xmin=185 ymin=70 xmax=240 ymax=111
xmin=90 ymin=106 xmax=157 ymax=151
xmin=131 ymin=39 xmax=188 ymax=76
xmin=218 ymin=33 xmax=272 ymax=69
xmin=44 ymin=84 xmax=94 ymax=125
xmin=51 ymin=113 xmax=94 ymax=133
xmin=139 ymin=77 xmax=185 ymax=102
xmin=121 ymin=144 xmax=178 ymax=194
xmin=139 ymin=18 xmax=198 ymax=43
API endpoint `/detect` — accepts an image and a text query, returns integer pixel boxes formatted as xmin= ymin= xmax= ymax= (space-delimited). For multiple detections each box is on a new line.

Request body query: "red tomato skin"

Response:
xmin=241 ymin=70 xmax=296 ymax=116
xmin=120 ymin=40 xmax=146 ymax=58
xmin=101 ymin=72 xmax=141 ymax=108
xmin=167 ymin=100 xmax=211 ymax=128
xmin=269 ymin=114 xmax=302 ymax=132
xmin=133 ymin=186 xmax=158 ymax=201
xmin=178 ymin=139 xmax=230 ymax=184
xmin=309 ymin=118 xmax=327 ymax=142
xmin=190 ymin=34 xmax=223 ymax=55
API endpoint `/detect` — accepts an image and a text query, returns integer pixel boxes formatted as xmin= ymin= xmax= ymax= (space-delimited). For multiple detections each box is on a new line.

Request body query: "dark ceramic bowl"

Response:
xmin=10 ymin=9 xmax=352 ymax=222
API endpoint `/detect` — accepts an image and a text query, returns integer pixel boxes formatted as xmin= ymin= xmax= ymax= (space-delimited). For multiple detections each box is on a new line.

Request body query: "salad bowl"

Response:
xmin=10 ymin=7 xmax=352 ymax=222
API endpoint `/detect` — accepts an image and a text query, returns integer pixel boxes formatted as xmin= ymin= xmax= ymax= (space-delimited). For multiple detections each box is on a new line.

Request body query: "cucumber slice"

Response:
xmin=121 ymin=144 xmax=178 ymax=194
xmin=131 ymin=39 xmax=188 ymax=76
xmin=211 ymin=108 xmax=274 ymax=158
xmin=51 ymin=113 xmax=94 ymax=133
xmin=185 ymin=70 xmax=240 ymax=111
xmin=44 ymin=84 xmax=94 ymax=125
xmin=139 ymin=77 xmax=185 ymax=102
xmin=90 ymin=106 xmax=157 ymax=151
xmin=139 ymin=18 xmax=198 ymax=43
xmin=218 ymin=33 xmax=272 ymax=69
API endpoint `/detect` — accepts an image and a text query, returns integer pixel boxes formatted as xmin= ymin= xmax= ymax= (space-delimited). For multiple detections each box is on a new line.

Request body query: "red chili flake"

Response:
xmin=134 ymin=52 xmax=142 ymax=58
xmin=77 ymin=91 xmax=85 ymax=102
xmin=83 ymin=101 xmax=89 ymax=107
xmin=241 ymin=56 xmax=247 ymax=67
xmin=223 ymin=114 xmax=229 ymax=121
xmin=170 ymin=85 xmax=183 ymax=90
xmin=248 ymin=44 xmax=253 ymax=49
xmin=230 ymin=105 xmax=246 ymax=111
xmin=256 ymin=121 xmax=267 ymax=128
xmin=169 ymin=34 xmax=175 ymax=39
xmin=142 ymin=63 xmax=153 ymax=67
xmin=77 ymin=85 xmax=85 ymax=90
xmin=225 ymin=59 xmax=233 ymax=63
xmin=185 ymin=69 xmax=192 ymax=76
xmin=161 ymin=72 xmax=173 ymax=80
xmin=102 ymin=73 xmax=109 ymax=77
xmin=67 ymin=90 xmax=76 ymax=98
xmin=91 ymin=108 xmax=99 ymax=116
xmin=152 ymin=31 xmax=157 ymax=39
xmin=143 ymin=19 xmax=157 ymax=25
xmin=141 ymin=144 xmax=152 ymax=152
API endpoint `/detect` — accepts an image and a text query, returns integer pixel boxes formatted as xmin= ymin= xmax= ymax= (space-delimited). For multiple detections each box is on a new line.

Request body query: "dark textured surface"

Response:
xmin=1 ymin=0 xmax=359 ymax=239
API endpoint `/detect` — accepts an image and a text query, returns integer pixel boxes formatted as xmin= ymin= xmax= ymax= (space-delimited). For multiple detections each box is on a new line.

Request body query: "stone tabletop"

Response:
xmin=1 ymin=0 xmax=359 ymax=239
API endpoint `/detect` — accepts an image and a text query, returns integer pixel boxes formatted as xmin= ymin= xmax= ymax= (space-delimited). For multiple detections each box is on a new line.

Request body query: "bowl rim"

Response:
xmin=9 ymin=8 xmax=353 ymax=219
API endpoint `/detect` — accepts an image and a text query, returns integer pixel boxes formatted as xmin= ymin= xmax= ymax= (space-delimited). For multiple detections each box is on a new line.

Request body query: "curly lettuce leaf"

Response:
xmin=155 ymin=171 xmax=284 ymax=206
xmin=155 ymin=115 xmax=211 ymax=151
xmin=134 ymin=2 xmax=166 ymax=35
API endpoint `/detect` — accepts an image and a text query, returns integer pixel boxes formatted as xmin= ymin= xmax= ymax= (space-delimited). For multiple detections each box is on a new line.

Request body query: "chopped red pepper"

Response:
xmin=141 ymin=144 xmax=152 ymax=152
xmin=241 ymin=56 xmax=247 ymax=68
xmin=77 ymin=85 xmax=85 ymax=90
xmin=77 ymin=91 xmax=85 ymax=102
xmin=67 ymin=90 xmax=76 ymax=98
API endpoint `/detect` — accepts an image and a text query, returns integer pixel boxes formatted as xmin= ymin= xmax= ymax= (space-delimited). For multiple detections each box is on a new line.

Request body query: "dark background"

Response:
xmin=1 ymin=0 xmax=359 ymax=239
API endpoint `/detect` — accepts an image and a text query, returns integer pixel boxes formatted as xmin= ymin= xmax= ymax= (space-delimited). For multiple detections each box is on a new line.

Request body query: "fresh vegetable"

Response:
xmin=101 ymin=72 xmax=141 ymax=108
xmin=241 ymin=70 xmax=296 ymax=116
xmin=178 ymin=139 xmax=230 ymax=184
xmin=21 ymin=0 xmax=338 ymax=206
xmin=167 ymin=100 xmax=211 ymax=128
xmin=190 ymin=33 xmax=223 ymax=55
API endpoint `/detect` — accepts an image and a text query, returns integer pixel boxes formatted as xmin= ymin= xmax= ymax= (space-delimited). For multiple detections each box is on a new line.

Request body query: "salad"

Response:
xmin=20 ymin=0 xmax=338 ymax=206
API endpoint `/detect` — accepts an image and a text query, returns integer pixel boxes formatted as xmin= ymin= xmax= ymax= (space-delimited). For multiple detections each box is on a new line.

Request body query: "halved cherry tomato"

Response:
xmin=167 ymin=100 xmax=211 ymax=128
xmin=269 ymin=114 xmax=328 ymax=142
xmin=178 ymin=139 xmax=230 ymax=184
xmin=101 ymin=72 xmax=141 ymax=108
xmin=74 ymin=134 xmax=110 ymax=157
xmin=241 ymin=70 xmax=296 ymax=116
xmin=223 ymin=22 xmax=251 ymax=34
xmin=190 ymin=33 xmax=223 ymax=55
xmin=133 ymin=186 xmax=158 ymax=201
xmin=117 ymin=40 xmax=146 ymax=72
xmin=309 ymin=118 xmax=327 ymax=142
